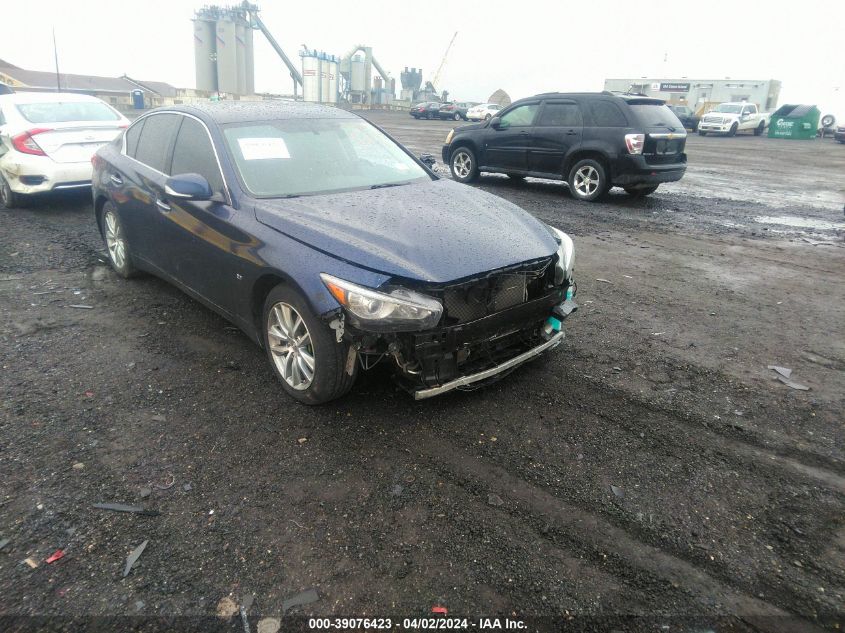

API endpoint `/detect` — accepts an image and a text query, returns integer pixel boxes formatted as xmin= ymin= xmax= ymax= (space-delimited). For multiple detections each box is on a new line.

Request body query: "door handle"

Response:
xmin=519 ymin=130 xmax=530 ymax=135
xmin=565 ymin=130 xmax=578 ymax=136
xmin=155 ymin=199 xmax=171 ymax=213
xmin=109 ymin=174 xmax=123 ymax=185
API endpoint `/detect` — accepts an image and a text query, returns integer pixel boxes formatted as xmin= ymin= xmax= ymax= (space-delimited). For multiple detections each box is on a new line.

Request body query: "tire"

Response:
xmin=100 ymin=202 xmax=137 ymax=278
xmin=426 ymin=112 xmax=432 ymax=120
xmin=698 ymin=130 xmax=707 ymax=136
xmin=262 ymin=284 xmax=356 ymax=405
xmin=821 ymin=114 xmax=835 ymax=128
xmin=567 ymin=158 xmax=608 ymax=202
xmin=0 ymin=172 xmax=26 ymax=209
xmin=754 ymin=121 xmax=765 ymax=136
xmin=506 ymin=173 xmax=526 ymax=180
xmin=453 ymin=112 xmax=461 ymax=121
xmin=691 ymin=122 xmax=699 ymax=132
xmin=728 ymin=123 xmax=738 ymax=137
xmin=449 ymin=146 xmax=479 ymax=183
xmin=624 ymin=185 xmax=659 ymax=197
xmin=485 ymin=113 xmax=492 ymax=121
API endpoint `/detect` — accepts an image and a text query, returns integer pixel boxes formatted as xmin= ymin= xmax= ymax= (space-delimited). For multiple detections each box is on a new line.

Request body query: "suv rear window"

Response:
xmin=629 ymin=104 xmax=684 ymax=128
xmin=16 ymin=101 xmax=121 ymax=124
xmin=588 ymin=101 xmax=627 ymax=127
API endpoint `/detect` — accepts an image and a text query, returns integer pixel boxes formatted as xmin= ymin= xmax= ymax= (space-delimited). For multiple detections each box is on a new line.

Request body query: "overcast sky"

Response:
xmin=3 ymin=0 xmax=843 ymax=113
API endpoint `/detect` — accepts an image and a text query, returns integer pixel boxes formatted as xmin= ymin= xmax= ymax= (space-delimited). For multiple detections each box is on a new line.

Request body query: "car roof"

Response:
xmin=525 ymin=91 xmax=664 ymax=105
xmin=150 ymin=101 xmax=359 ymax=125
xmin=0 ymin=91 xmax=110 ymax=104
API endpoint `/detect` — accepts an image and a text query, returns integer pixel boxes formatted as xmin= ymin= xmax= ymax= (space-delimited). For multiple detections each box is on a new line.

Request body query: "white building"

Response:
xmin=603 ymin=78 xmax=781 ymax=114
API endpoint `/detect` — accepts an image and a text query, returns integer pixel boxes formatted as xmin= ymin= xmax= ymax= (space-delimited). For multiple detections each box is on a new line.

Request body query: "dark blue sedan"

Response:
xmin=91 ymin=102 xmax=577 ymax=404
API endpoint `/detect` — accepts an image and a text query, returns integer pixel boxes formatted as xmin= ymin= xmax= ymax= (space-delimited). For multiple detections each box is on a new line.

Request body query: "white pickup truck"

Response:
xmin=698 ymin=102 xmax=770 ymax=137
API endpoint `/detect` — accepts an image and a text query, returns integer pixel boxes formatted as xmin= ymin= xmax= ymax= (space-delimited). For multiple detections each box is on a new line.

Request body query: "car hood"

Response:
xmin=253 ymin=178 xmax=558 ymax=284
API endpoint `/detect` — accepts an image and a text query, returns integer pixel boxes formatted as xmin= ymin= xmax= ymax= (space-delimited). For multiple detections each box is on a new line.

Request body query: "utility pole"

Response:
xmin=53 ymin=28 xmax=61 ymax=92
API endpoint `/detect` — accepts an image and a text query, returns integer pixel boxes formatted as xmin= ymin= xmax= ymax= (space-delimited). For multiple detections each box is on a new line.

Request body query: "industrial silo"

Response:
xmin=301 ymin=51 xmax=320 ymax=102
xmin=193 ymin=18 xmax=217 ymax=92
xmin=327 ymin=56 xmax=338 ymax=103
xmin=244 ymin=24 xmax=255 ymax=95
xmin=235 ymin=19 xmax=247 ymax=96
xmin=320 ymin=53 xmax=330 ymax=103
xmin=350 ymin=55 xmax=366 ymax=94
xmin=215 ymin=17 xmax=239 ymax=94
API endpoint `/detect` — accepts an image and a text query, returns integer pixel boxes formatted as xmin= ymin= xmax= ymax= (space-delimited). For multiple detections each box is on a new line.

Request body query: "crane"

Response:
xmin=431 ymin=31 xmax=458 ymax=94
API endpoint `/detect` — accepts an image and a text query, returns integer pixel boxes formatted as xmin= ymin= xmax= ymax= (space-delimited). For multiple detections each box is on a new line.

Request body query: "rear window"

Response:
xmin=629 ymin=104 xmax=684 ymax=128
xmin=589 ymin=101 xmax=627 ymax=127
xmin=16 ymin=101 xmax=121 ymax=124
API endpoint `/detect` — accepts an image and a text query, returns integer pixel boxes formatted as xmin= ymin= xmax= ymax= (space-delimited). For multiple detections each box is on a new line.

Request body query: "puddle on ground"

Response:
xmin=754 ymin=215 xmax=845 ymax=231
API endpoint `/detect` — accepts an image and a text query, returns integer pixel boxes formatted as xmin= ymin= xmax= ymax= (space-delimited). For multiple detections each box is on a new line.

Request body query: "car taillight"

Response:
xmin=625 ymin=133 xmax=645 ymax=155
xmin=12 ymin=128 xmax=52 ymax=156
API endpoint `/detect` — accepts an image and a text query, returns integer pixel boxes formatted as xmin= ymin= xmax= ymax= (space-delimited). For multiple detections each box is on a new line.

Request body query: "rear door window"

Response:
xmin=170 ymin=116 xmax=225 ymax=195
xmin=133 ymin=113 xmax=180 ymax=173
xmin=588 ymin=101 xmax=628 ymax=126
xmin=124 ymin=119 xmax=145 ymax=158
xmin=537 ymin=102 xmax=582 ymax=127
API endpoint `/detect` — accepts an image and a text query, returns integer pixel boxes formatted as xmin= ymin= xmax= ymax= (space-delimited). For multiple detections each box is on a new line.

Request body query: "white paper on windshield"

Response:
xmin=238 ymin=137 xmax=290 ymax=160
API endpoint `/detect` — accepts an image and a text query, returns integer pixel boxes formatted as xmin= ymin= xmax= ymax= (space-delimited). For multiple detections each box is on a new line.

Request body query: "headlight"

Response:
xmin=548 ymin=226 xmax=574 ymax=285
xmin=445 ymin=129 xmax=454 ymax=144
xmin=320 ymin=274 xmax=443 ymax=332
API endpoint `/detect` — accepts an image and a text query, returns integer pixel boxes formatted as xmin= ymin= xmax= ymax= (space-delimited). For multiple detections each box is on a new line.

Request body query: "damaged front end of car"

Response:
xmin=320 ymin=227 xmax=577 ymax=399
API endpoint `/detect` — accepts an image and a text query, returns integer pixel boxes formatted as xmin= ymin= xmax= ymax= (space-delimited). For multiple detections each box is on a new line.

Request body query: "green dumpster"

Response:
xmin=768 ymin=104 xmax=820 ymax=139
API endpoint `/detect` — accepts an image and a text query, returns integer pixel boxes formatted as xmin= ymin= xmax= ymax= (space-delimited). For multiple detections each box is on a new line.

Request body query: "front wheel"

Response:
xmin=754 ymin=121 xmax=765 ymax=136
xmin=101 ymin=203 xmax=137 ymax=278
xmin=449 ymin=146 xmax=479 ymax=183
xmin=263 ymin=285 xmax=356 ymax=405
xmin=567 ymin=159 xmax=608 ymax=202
xmin=728 ymin=123 xmax=738 ymax=137
xmin=453 ymin=112 xmax=461 ymax=121
xmin=624 ymin=185 xmax=659 ymax=197
xmin=0 ymin=173 xmax=26 ymax=209
xmin=485 ymin=113 xmax=492 ymax=121
xmin=698 ymin=130 xmax=707 ymax=136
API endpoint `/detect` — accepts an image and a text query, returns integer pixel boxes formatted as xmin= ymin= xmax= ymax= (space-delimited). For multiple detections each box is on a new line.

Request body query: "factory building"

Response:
xmin=603 ymin=78 xmax=781 ymax=114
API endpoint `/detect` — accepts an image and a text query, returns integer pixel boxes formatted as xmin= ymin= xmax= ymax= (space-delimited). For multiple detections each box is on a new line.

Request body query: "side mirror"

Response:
xmin=490 ymin=117 xmax=502 ymax=129
xmin=418 ymin=153 xmax=436 ymax=168
xmin=165 ymin=173 xmax=213 ymax=201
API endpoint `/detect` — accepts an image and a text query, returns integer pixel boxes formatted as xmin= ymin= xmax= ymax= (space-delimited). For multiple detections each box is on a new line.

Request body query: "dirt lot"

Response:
xmin=1 ymin=111 xmax=844 ymax=632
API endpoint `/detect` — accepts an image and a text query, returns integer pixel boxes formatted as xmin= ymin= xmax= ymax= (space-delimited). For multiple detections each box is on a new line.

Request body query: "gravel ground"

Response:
xmin=0 ymin=111 xmax=843 ymax=632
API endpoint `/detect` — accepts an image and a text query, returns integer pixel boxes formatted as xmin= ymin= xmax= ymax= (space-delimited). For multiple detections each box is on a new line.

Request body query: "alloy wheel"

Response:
xmin=573 ymin=165 xmax=600 ymax=197
xmin=104 ymin=210 xmax=127 ymax=269
xmin=453 ymin=151 xmax=472 ymax=179
xmin=267 ymin=302 xmax=315 ymax=390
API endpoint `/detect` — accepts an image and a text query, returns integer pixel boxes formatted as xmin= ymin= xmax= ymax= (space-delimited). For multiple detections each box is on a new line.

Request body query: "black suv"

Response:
xmin=441 ymin=92 xmax=687 ymax=201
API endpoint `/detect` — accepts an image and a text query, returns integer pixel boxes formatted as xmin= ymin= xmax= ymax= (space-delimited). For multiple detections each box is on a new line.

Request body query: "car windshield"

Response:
xmin=714 ymin=104 xmax=743 ymax=114
xmin=629 ymin=104 xmax=684 ymax=128
xmin=16 ymin=101 xmax=121 ymax=123
xmin=223 ymin=117 xmax=430 ymax=198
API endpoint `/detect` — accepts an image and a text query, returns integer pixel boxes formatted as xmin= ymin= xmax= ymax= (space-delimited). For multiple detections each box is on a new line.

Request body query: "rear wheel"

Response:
xmin=0 ymin=173 xmax=26 ymax=209
xmin=453 ymin=112 xmax=461 ymax=121
xmin=728 ymin=123 xmax=738 ymax=137
xmin=262 ymin=284 xmax=356 ymax=405
xmin=624 ymin=185 xmax=659 ymax=197
xmin=698 ymin=130 xmax=707 ymax=136
xmin=754 ymin=121 xmax=765 ymax=136
xmin=567 ymin=159 xmax=608 ymax=202
xmin=101 ymin=203 xmax=137 ymax=278
xmin=450 ymin=146 xmax=479 ymax=183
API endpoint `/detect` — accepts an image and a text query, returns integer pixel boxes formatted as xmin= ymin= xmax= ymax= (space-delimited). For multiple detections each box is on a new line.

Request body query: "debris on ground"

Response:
xmin=153 ymin=474 xmax=175 ymax=490
xmin=23 ymin=557 xmax=38 ymax=569
xmin=45 ymin=549 xmax=65 ymax=564
xmin=182 ymin=483 xmax=192 ymax=492
xmin=595 ymin=278 xmax=612 ymax=284
xmin=432 ymin=606 xmax=448 ymax=615
xmin=139 ymin=487 xmax=151 ymax=499
xmin=67 ymin=304 xmax=94 ymax=309
xmin=0 ymin=538 xmax=10 ymax=551
xmin=92 ymin=503 xmax=160 ymax=516
xmin=216 ymin=596 xmax=238 ymax=619
xmin=611 ymin=485 xmax=625 ymax=499
xmin=72 ymin=462 xmax=84 ymax=470
xmin=150 ymin=414 xmax=167 ymax=422
xmin=297 ymin=437 xmax=308 ymax=444
xmin=256 ymin=618 xmax=281 ymax=633
xmin=487 ymin=493 xmax=505 ymax=507
xmin=777 ymin=375 xmax=810 ymax=391
xmin=767 ymin=365 xmax=793 ymax=378
xmin=282 ymin=588 xmax=319 ymax=612
xmin=239 ymin=605 xmax=251 ymax=633
xmin=123 ymin=540 xmax=148 ymax=577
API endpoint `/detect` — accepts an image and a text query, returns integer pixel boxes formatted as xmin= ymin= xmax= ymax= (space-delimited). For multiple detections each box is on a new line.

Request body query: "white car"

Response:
xmin=698 ymin=102 xmax=770 ymax=137
xmin=0 ymin=92 xmax=129 ymax=208
xmin=466 ymin=103 xmax=502 ymax=122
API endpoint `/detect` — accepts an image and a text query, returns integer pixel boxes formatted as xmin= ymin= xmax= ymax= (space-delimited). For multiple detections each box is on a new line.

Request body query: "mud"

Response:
xmin=0 ymin=111 xmax=843 ymax=631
